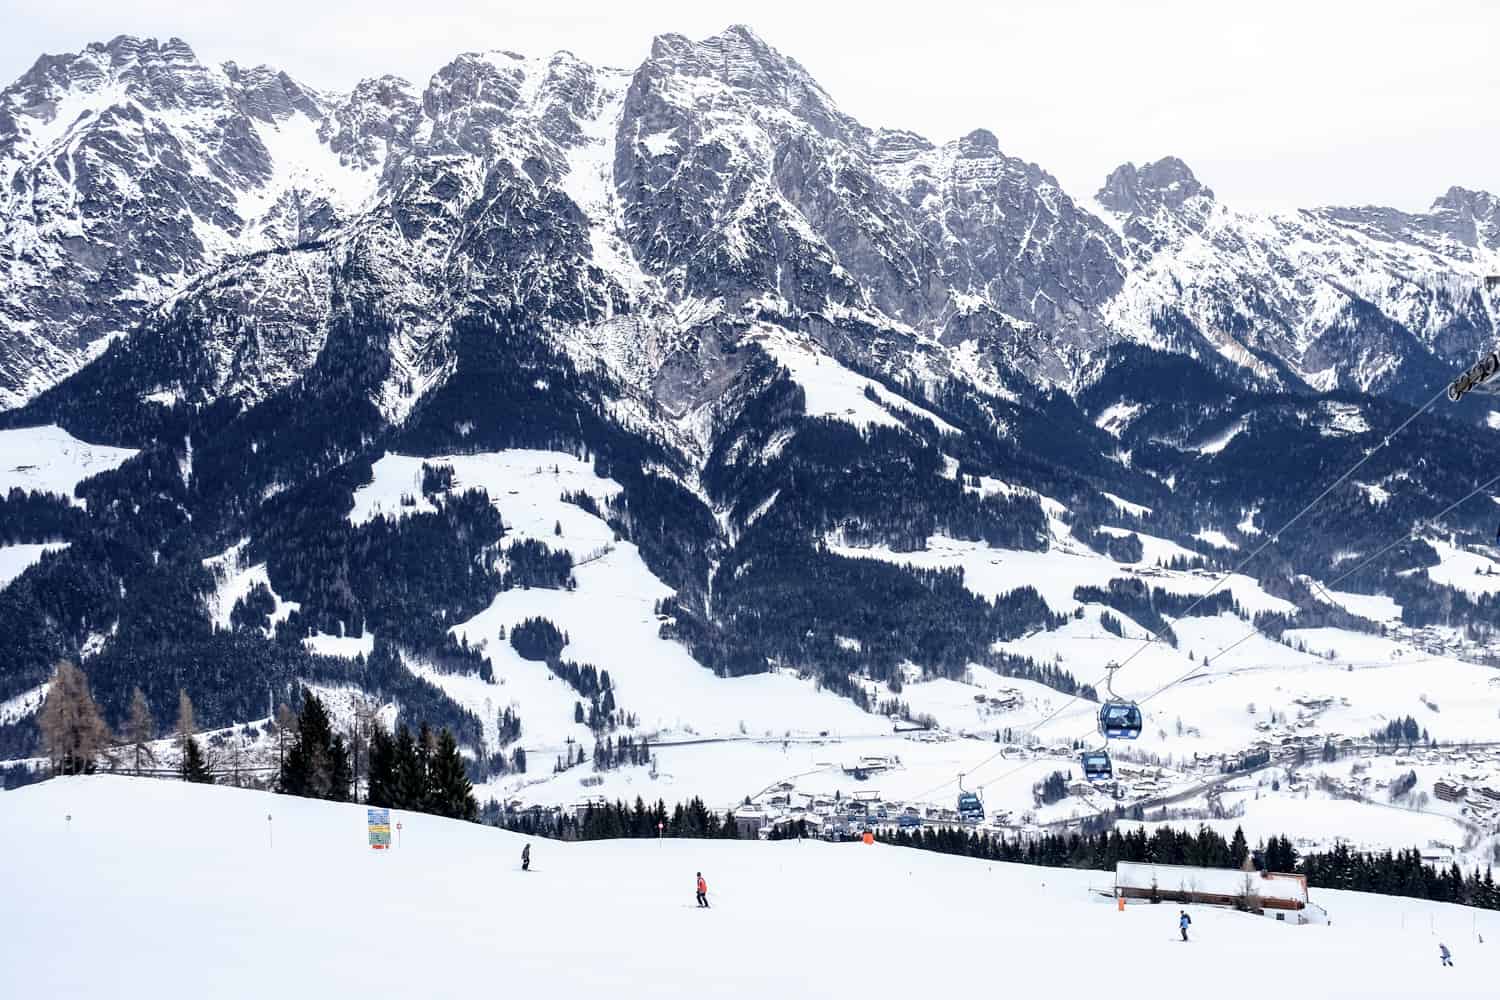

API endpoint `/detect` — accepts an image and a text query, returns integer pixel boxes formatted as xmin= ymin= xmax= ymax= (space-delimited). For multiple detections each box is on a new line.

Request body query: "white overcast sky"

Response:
xmin=3 ymin=0 xmax=1496 ymax=212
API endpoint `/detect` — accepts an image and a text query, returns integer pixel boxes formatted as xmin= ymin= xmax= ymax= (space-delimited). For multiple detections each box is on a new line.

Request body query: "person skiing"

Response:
xmin=1440 ymin=942 xmax=1453 ymax=967
xmin=695 ymin=872 xmax=709 ymax=908
xmin=1178 ymin=910 xmax=1191 ymax=942
xmin=521 ymin=843 xmax=531 ymax=872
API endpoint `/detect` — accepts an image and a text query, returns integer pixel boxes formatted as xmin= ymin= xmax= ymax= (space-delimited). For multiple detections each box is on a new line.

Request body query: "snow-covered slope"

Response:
xmin=1099 ymin=159 xmax=1500 ymax=399
xmin=1 ymin=776 xmax=1495 ymax=999
xmin=0 ymin=423 xmax=137 ymax=505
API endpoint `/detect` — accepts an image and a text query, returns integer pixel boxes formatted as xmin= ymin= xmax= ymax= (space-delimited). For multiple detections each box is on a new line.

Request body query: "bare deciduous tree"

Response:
xmin=175 ymin=689 xmax=196 ymax=749
xmin=124 ymin=686 xmax=156 ymax=775
xmin=38 ymin=661 xmax=111 ymax=776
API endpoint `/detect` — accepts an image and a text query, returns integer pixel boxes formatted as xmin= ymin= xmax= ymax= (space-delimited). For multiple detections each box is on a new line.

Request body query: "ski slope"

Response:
xmin=1 ymin=777 xmax=1495 ymax=999
xmin=0 ymin=424 xmax=138 ymax=506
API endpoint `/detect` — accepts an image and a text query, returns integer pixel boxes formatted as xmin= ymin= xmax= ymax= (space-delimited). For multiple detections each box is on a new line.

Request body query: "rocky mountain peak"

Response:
xmin=644 ymin=26 xmax=851 ymax=142
xmin=1430 ymin=185 xmax=1500 ymax=249
xmin=1097 ymin=156 xmax=1214 ymax=217
xmin=223 ymin=62 xmax=324 ymax=123
xmin=956 ymin=128 xmax=1001 ymax=158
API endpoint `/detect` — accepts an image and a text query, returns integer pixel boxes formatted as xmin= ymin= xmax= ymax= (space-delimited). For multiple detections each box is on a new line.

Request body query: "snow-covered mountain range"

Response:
xmin=4 ymin=27 xmax=1500 ymax=859
xmin=1 ymin=27 xmax=1495 ymax=413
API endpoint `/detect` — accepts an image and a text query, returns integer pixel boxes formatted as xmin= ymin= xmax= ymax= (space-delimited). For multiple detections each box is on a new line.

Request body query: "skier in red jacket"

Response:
xmin=696 ymin=872 xmax=709 ymax=908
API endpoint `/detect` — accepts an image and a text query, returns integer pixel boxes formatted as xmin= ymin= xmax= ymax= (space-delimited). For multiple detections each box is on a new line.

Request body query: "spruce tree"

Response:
xmin=1230 ymin=826 xmax=1250 ymax=869
xmin=394 ymin=724 xmax=425 ymax=809
xmin=281 ymin=689 xmax=347 ymax=800
xmin=416 ymin=722 xmax=435 ymax=810
xmin=427 ymin=728 xmax=478 ymax=821
xmin=180 ymin=735 xmax=213 ymax=783
xmin=328 ymin=732 xmax=352 ymax=803
xmin=367 ymin=726 xmax=397 ymax=808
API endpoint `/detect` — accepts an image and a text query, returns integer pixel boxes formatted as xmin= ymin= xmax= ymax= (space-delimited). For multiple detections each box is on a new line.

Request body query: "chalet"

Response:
xmin=733 ymin=807 xmax=768 ymax=838
xmin=1434 ymin=780 xmax=1468 ymax=803
xmin=571 ymin=796 xmax=610 ymax=820
xmin=1115 ymin=862 xmax=1313 ymax=923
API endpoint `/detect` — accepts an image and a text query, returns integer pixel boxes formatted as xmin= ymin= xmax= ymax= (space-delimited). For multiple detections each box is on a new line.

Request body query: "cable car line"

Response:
xmin=902 ymin=380 xmax=1462 ymax=808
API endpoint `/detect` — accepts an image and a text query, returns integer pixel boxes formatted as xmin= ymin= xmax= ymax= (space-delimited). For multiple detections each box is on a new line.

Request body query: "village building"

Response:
xmin=1114 ymin=862 xmax=1322 ymax=924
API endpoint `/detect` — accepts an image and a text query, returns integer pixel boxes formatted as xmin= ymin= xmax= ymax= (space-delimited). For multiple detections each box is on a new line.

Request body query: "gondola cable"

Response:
xmin=903 ymin=381 xmax=1453 ymax=807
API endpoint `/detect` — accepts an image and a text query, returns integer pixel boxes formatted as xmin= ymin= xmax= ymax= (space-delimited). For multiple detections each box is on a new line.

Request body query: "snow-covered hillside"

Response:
xmin=1 ymin=777 xmax=1495 ymax=999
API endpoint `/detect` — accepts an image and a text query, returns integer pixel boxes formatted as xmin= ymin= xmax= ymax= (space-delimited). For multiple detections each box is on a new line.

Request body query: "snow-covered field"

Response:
xmin=0 ymin=541 xmax=67 ymax=589
xmin=350 ymin=448 xmax=877 ymax=753
xmin=753 ymin=327 xmax=959 ymax=435
xmin=0 ymin=424 xmax=137 ymax=506
xmin=1 ymin=777 xmax=1495 ymax=999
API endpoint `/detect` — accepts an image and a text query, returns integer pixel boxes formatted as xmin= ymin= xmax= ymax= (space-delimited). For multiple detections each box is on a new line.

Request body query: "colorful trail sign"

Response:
xmin=368 ymin=808 xmax=391 ymax=850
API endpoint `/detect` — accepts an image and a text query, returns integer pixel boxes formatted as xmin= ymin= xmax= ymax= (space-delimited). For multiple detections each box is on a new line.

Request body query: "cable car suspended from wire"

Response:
xmin=1098 ymin=702 xmax=1143 ymax=740
xmin=1448 ymin=279 xmax=1500 ymax=402
xmin=1080 ymin=749 xmax=1113 ymax=782
xmin=1097 ymin=662 xmax=1142 ymax=740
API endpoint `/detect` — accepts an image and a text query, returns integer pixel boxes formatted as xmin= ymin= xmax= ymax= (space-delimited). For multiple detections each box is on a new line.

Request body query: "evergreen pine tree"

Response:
xmin=281 ymin=689 xmax=347 ymax=800
xmin=394 ymin=724 xmax=424 ymax=809
xmin=180 ymin=735 xmax=213 ymax=783
xmin=367 ymin=726 xmax=397 ymax=808
xmin=328 ymin=732 xmax=352 ymax=803
xmin=427 ymin=728 xmax=478 ymax=822
xmin=1230 ymin=825 xmax=1250 ymax=869
xmin=416 ymin=722 xmax=435 ymax=811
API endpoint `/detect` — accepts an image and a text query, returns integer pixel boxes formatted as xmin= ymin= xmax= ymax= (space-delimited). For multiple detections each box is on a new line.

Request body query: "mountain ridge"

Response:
xmin=1 ymin=26 xmax=1495 ymax=414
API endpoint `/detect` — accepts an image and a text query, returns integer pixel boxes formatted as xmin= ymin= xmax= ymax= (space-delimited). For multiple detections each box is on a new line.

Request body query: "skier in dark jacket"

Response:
xmin=521 ymin=843 xmax=531 ymax=872
xmin=1179 ymin=910 xmax=1191 ymax=941
xmin=696 ymin=872 xmax=709 ymax=908
xmin=1440 ymin=943 xmax=1453 ymax=967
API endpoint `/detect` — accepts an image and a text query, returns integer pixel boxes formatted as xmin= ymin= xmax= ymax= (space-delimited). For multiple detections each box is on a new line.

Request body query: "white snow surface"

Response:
xmin=0 ymin=682 xmax=49 ymax=725
xmin=1093 ymin=401 xmax=1143 ymax=437
xmin=1100 ymin=491 xmax=1152 ymax=518
xmin=349 ymin=448 xmax=876 ymax=754
xmin=2 ymin=776 xmax=1497 ymax=999
xmin=201 ymin=540 xmax=299 ymax=632
xmin=1424 ymin=538 xmax=1500 ymax=596
xmin=753 ymin=327 xmax=958 ymax=436
xmin=303 ymin=632 xmax=376 ymax=660
xmin=0 ymin=542 xmax=68 ymax=590
xmin=1193 ymin=529 xmax=1239 ymax=551
xmin=0 ymin=425 xmax=138 ymax=506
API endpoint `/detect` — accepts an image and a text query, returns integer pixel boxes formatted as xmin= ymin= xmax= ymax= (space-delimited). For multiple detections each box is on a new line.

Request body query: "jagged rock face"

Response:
xmin=875 ymin=128 xmax=1126 ymax=369
xmin=1096 ymin=157 xmax=1216 ymax=252
xmin=0 ymin=26 xmax=1496 ymax=420
xmin=1098 ymin=158 xmax=1500 ymax=400
xmin=0 ymin=36 xmax=394 ymax=407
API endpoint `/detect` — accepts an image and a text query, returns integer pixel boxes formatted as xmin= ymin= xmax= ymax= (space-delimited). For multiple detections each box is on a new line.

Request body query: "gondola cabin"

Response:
xmin=1081 ymin=750 xmax=1113 ymax=782
xmin=1098 ymin=702 xmax=1143 ymax=740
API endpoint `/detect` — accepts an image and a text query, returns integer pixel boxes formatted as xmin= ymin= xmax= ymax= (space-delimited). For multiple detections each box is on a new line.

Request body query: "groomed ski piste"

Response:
xmin=1 ymin=776 xmax=1495 ymax=999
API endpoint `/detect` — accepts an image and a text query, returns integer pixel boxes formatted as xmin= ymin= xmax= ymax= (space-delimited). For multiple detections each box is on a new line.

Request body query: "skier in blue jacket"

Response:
xmin=1179 ymin=910 xmax=1191 ymax=941
xmin=1440 ymin=943 xmax=1453 ymax=967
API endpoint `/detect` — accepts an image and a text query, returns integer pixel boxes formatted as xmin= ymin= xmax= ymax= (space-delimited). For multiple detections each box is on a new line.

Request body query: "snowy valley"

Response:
xmin=2 ymin=21 xmax=1500 ymax=949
